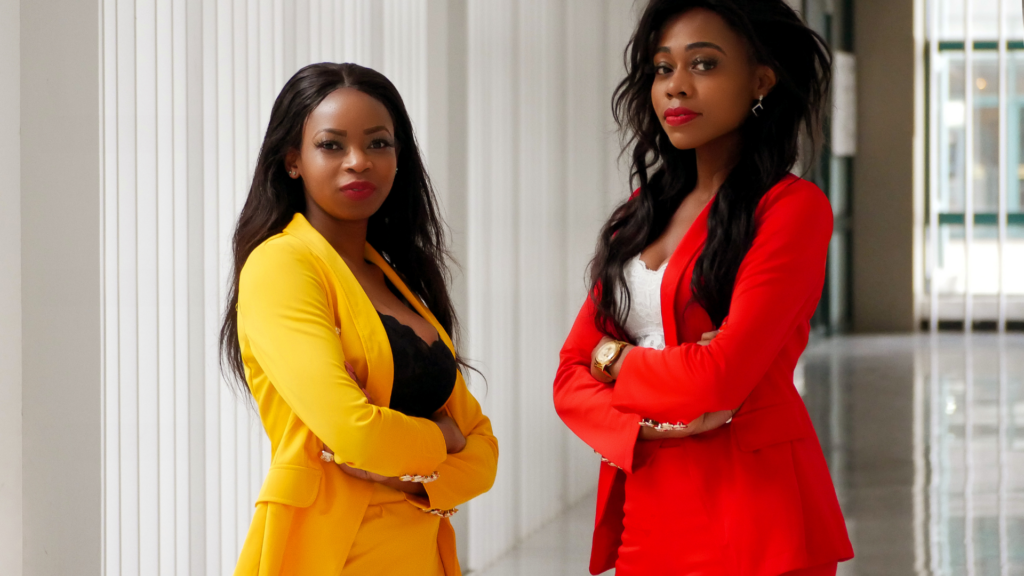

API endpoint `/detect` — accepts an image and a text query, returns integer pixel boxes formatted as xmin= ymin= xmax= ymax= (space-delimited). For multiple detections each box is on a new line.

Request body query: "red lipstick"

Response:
xmin=340 ymin=180 xmax=377 ymax=200
xmin=664 ymin=106 xmax=700 ymax=126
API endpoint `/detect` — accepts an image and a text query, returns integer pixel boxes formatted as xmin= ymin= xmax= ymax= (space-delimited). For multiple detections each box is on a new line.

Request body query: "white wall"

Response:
xmin=463 ymin=0 xmax=635 ymax=570
xmin=0 ymin=0 xmax=21 ymax=574
xmin=21 ymin=0 xmax=104 ymax=574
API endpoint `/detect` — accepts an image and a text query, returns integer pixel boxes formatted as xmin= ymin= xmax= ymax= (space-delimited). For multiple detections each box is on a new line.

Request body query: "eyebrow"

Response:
xmin=656 ymin=42 xmax=727 ymax=55
xmin=316 ymin=126 xmax=392 ymax=137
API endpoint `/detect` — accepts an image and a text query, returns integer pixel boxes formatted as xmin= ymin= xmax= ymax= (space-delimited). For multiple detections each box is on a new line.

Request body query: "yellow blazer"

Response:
xmin=233 ymin=213 xmax=498 ymax=576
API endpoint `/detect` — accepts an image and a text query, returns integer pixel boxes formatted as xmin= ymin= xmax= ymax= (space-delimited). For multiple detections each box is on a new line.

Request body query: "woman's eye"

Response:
xmin=369 ymin=138 xmax=395 ymax=150
xmin=691 ymin=57 xmax=718 ymax=72
xmin=316 ymin=139 xmax=342 ymax=151
xmin=654 ymin=63 xmax=673 ymax=75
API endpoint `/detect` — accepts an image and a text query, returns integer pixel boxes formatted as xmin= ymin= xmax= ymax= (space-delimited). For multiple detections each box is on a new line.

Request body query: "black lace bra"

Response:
xmin=377 ymin=312 xmax=457 ymax=418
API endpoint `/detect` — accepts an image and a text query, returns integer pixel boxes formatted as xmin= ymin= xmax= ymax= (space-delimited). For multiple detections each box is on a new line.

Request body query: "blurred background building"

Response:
xmin=0 ymin=0 xmax=1022 ymax=575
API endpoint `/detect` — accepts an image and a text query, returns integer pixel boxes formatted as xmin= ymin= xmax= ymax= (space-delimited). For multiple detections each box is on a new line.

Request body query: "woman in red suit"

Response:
xmin=553 ymin=1 xmax=854 ymax=574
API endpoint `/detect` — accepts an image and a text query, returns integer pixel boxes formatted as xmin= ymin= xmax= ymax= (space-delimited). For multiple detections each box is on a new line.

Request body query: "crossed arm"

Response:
xmin=323 ymin=362 xmax=467 ymax=497
xmin=590 ymin=332 xmax=736 ymax=442
xmin=325 ymin=361 xmax=498 ymax=512
xmin=553 ymin=298 xmax=734 ymax=473
xmin=240 ymin=240 xmax=497 ymax=510
xmin=553 ymin=184 xmax=832 ymax=470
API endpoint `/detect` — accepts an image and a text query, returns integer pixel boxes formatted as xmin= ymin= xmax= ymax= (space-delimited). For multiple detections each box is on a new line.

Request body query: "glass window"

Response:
xmin=926 ymin=1 xmax=1024 ymax=316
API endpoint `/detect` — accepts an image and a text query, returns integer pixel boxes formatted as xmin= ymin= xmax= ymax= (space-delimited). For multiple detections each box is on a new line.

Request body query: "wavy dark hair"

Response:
xmin=221 ymin=62 xmax=469 ymax=396
xmin=589 ymin=0 xmax=832 ymax=336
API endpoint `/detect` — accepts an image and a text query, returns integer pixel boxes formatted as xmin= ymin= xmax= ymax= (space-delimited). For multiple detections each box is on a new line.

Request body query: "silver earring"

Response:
xmin=751 ymin=95 xmax=764 ymax=117
xmin=289 ymin=170 xmax=296 ymax=177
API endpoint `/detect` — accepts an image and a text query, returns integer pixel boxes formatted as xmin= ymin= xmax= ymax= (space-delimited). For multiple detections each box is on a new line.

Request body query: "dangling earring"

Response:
xmin=751 ymin=95 xmax=764 ymax=117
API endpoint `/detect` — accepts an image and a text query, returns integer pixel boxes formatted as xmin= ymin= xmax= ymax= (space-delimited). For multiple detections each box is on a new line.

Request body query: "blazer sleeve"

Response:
xmin=406 ymin=374 xmax=499 ymax=512
xmin=611 ymin=183 xmax=833 ymax=424
xmin=552 ymin=296 xmax=645 ymax=473
xmin=238 ymin=239 xmax=448 ymax=478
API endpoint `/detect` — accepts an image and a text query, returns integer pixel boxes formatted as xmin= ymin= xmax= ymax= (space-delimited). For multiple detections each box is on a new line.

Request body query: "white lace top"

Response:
xmin=622 ymin=253 xmax=667 ymax=350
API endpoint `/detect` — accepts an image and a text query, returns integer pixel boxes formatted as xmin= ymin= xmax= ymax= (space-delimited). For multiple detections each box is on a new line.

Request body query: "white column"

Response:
xmin=563 ymin=0 xmax=635 ymax=503
xmin=424 ymin=0 xmax=453 ymax=208
xmin=200 ymin=0 xmax=224 ymax=572
xmin=185 ymin=2 xmax=208 ymax=574
xmin=0 ymin=0 xmax=21 ymax=574
xmin=604 ymin=0 xmax=637 ymax=209
xmin=963 ymin=0 xmax=975 ymax=329
xmin=928 ymin=0 xmax=940 ymax=331
xmin=342 ymin=0 xmax=377 ymax=67
xmin=516 ymin=0 xmax=569 ymax=537
xmin=996 ymin=0 xmax=1009 ymax=331
xmin=383 ymin=0 xmax=429 ymax=158
xmin=466 ymin=0 xmax=521 ymax=566
xmin=171 ymin=1 xmax=193 ymax=572
xmin=463 ymin=0 xmax=634 ymax=569
xmin=21 ymin=0 xmax=103 ymax=574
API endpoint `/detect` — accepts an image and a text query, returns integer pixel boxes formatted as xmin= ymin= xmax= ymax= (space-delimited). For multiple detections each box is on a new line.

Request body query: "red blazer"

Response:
xmin=553 ymin=175 xmax=853 ymax=575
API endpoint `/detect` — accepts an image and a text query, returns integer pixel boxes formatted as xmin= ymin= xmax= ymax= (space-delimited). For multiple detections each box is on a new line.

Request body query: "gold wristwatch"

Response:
xmin=593 ymin=340 xmax=629 ymax=378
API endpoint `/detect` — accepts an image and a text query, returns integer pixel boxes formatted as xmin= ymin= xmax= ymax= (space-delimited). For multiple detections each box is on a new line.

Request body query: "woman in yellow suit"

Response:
xmin=220 ymin=63 xmax=499 ymax=575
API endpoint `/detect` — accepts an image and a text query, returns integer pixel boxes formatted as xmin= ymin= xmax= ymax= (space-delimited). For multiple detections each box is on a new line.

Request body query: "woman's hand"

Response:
xmin=431 ymin=411 xmax=467 ymax=454
xmin=638 ymin=426 xmax=691 ymax=440
xmin=638 ymin=408 xmax=738 ymax=441
xmin=698 ymin=330 xmax=720 ymax=346
xmin=638 ymin=328 xmax=732 ymax=440
xmin=326 ymin=454 xmax=427 ymax=496
xmin=334 ymin=459 xmax=390 ymax=483
xmin=345 ymin=361 xmax=373 ymax=404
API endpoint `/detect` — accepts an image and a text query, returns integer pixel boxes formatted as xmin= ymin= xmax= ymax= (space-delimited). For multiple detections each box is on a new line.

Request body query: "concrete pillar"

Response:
xmin=852 ymin=0 xmax=919 ymax=332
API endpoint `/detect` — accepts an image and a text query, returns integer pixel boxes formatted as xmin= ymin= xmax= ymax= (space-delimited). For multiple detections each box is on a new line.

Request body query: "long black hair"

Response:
xmin=221 ymin=62 xmax=469 ymax=395
xmin=589 ymin=0 xmax=831 ymax=336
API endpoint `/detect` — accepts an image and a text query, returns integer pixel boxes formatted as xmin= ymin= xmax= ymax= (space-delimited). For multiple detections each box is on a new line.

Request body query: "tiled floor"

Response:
xmin=472 ymin=494 xmax=604 ymax=576
xmin=474 ymin=333 xmax=1024 ymax=576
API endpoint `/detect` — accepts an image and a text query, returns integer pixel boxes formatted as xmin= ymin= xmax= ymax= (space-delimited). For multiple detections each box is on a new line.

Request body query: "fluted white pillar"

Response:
xmin=463 ymin=0 xmax=634 ymax=569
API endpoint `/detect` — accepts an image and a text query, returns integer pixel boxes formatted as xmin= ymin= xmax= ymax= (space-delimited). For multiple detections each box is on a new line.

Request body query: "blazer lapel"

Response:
xmin=660 ymin=199 xmax=713 ymax=347
xmin=364 ymin=245 xmax=458 ymax=359
xmin=365 ymin=246 xmax=470 ymax=418
xmin=283 ymin=213 xmax=395 ymax=407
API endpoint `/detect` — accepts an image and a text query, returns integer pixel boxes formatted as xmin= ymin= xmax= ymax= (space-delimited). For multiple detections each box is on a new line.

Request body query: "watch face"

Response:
xmin=596 ymin=342 xmax=618 ymax=364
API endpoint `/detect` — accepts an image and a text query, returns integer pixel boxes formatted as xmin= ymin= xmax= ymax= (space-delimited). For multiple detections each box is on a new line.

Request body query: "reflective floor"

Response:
xmin=475 ymin=333 xmax=1024 ymax=576
xmin=473 ymin=491 xmax=601 ymax=576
